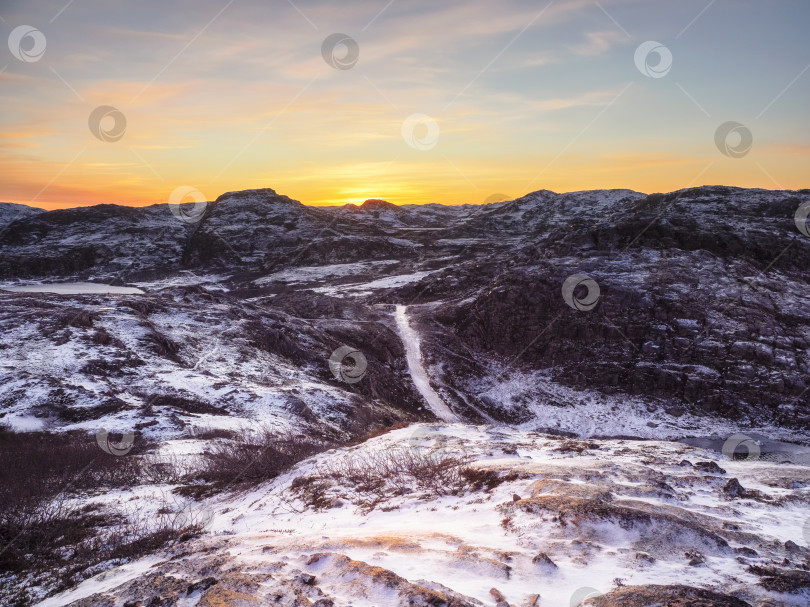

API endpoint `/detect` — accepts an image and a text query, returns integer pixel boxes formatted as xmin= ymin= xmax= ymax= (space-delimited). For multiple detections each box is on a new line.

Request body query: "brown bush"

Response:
xmin=317 ymin=447 xmax=473 ymax=496
xmin=0 ymin=427 xmax=199 ymax=602
xmin=553 ymin=440 xmax=599 ymax=454
xmin=289 ymin=475 xmax=334 ymax=509
xmin=0 ymin=428 xmax=145 ymax=525
xmin=459 ymin=467 xmax=520 ymax=492
xmin=147 ymin=393 xmax=227 ymax=416
xmin=195 ymin=427 xmax=331 ymax=487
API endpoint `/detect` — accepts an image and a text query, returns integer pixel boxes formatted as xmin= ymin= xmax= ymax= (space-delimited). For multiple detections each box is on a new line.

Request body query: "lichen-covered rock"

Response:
xmin=583 ymin=584 xmax=752 ymax=606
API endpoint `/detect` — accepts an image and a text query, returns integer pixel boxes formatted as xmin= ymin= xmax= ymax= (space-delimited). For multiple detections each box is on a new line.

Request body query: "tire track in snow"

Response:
xmin=394 ymin=305 xmax=459 ymax=422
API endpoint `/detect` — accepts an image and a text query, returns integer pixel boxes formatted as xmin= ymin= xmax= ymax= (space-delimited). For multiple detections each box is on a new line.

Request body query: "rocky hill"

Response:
xmin=0 ymin=202 xmax=45 ymax=227
xmin=2 ymin=185 xmax=810 ymax=606
xmin=1 ymin=186 xmax=809 ymax=439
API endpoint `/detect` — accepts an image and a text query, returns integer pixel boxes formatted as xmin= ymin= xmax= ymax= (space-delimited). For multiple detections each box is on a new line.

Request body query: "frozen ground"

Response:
xmin=35 ymin=424 xmax=810 ymax=607
xmin=0 ymin=283 xmax=144 ymax=295
xmin=2 ymin=186 xmax=809 ymax=605
xmin=253 ymin=260 xmax=401 ymax=285
xmin=312 ymin=270 xmax=440 ymax=297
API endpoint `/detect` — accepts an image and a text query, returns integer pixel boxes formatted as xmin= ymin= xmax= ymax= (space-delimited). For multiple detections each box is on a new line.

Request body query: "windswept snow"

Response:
xmin=253 ymin=260 xmax=400 ymax=285
xmin=35 ymin=424 xmax=810 ymax=607
xmin=395 ymin=305 xmax=458 ymax=422
xmin=313 ymin=270 xmax=439 ymax=297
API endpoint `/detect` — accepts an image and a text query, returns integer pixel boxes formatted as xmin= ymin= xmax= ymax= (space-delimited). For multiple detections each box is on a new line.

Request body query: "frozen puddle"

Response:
xmin=395 ymin=304 xmax=458 ymax=422
xmin=1 ymin=282 xmax=144 ymax=295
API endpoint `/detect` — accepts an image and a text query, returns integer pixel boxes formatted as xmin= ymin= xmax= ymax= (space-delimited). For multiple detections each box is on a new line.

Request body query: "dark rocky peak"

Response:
xmin=668 ymin=184 xmax=767 ymax=199
xmin=510 ymin=189 xmax=559 ymax=205
xmin=0 ymin=203 xmax=163 ymax=247
xmin=335 ymin=199 xmax=403 ymax=216
xmin=202 ymin=188 xmax=315 ymax=232
xmin=214 ymin=188 xmax=303 ymax=207
xmin=360 ymin=199 xmax=400 ymax=211
xmin=24 ymin=203 xmax=147 ymax=225
xmin=637 ymin=185 xmax=810 ymax=221
xmin=461 ymin=188 xmax=644 ymax=235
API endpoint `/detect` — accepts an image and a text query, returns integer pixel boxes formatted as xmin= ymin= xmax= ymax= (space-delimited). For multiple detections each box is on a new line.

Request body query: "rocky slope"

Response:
xmin=1 ymin=185 xmax=809 ymax=439
xmin=0 ymin=202 xmax=45 ymax=228
xmin=393 ymin=186 xmax=810 ymax=434
xmin=0 ymin=287 xmax=422 ymax=440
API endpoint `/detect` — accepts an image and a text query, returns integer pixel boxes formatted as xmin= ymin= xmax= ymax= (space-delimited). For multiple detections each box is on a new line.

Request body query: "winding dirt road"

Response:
xmin=394 ymin=305 xmax=459 ymax=422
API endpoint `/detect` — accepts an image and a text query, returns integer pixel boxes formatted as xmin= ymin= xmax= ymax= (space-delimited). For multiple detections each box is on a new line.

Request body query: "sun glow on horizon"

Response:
xmin=2 ymin=0 xmax=808 ymax=210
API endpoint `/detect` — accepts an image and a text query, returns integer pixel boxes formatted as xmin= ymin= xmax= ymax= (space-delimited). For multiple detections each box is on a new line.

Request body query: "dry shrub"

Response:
xmin=289 ymin=475 xmax=334 ymax=509
xmin=317 ymin=447 xmax=473 ymax=496
xmin=195 ymin=426 xmax=331 ymax=486
xmin=0 ymin=427 xmax=200 ymax=603
xmin=553 ymin=440 xmax=599 ymax=454
xmin=0 ymin=428 xmax=146 ymax=537
xmin=459 ymin=467 xmax=520 ymax=492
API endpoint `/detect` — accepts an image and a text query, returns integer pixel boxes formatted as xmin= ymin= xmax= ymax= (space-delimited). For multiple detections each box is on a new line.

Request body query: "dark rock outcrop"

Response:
xmin=584 ymin=584 xmax=752 ymax=606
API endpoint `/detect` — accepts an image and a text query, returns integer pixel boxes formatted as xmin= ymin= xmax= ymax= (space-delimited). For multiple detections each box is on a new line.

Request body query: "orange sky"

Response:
xmin=2 ymin=0 xmax=808 ymax=210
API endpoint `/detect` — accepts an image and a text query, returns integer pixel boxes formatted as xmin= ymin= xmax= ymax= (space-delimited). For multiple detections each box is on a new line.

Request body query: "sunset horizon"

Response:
xmin=6 ymin=181 xmax=810 ymax=212
xmin=3 ymin=0 xmax=808 ymax=210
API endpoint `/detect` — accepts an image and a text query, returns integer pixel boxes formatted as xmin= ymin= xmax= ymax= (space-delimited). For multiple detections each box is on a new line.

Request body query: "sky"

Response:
xmin=1 ymin=0 xmax=808 ymax=209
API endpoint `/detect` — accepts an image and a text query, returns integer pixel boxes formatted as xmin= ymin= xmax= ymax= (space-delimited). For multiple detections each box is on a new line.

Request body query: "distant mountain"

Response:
xmin=359 ymin=198 xmax=400 ymax=211
xmin=0 ymin=201 xmax=45 ymax=227
xmin=0 ymin=188 xmax=491 ymax=281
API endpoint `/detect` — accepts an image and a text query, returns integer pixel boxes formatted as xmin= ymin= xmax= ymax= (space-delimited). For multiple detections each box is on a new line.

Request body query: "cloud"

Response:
xmin=530 ymin=88 xmax=629 ymax=112
xmin=567 ymin=30 xmax=629 ymax=56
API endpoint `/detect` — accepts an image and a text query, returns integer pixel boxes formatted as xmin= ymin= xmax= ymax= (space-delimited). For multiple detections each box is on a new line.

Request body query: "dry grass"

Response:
xmin=459 ymin=467 xmax=521 ymax=492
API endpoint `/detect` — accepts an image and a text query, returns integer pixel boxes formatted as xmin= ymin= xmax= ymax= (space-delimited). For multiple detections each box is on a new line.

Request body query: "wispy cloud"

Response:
xmin=566 ymin=30 xmax=629 ymax=56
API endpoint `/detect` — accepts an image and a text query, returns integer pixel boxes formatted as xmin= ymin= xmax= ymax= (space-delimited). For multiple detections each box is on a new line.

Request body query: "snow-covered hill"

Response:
xmin=0 ymin=202 xmax=45 ymax=228
xmin=34 ymin=424 xmax=810 ymax=607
